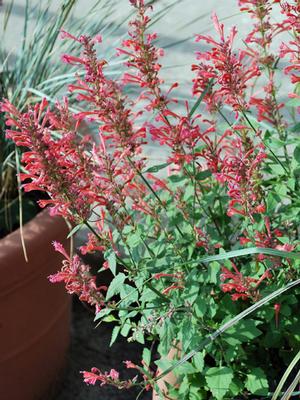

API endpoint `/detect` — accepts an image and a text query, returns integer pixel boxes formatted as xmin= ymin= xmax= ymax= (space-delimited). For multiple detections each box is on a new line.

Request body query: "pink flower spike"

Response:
xmin=52 ymin=241 xmax=70 ymax=260
xmin=81 ymin=368 xmax=101 ymax=385
xmin=109 ymin=369 xmax=119 ymax=381
xmin=93 ymin=34 xmax=102 ymax=43
xmin=124 ymin=360 xmax=137 ymax=369
xmin=60 ymin=30 xmax=80 ymax=42
xmin=212 ymin=12 xmax=224 ymax=41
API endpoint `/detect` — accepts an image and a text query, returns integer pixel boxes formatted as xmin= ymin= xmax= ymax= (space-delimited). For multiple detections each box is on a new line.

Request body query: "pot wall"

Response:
xmin=0 ymin=209 xmax=71 ymax=400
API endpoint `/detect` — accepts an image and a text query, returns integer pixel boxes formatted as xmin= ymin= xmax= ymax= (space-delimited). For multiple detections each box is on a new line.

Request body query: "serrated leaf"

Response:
xmin=224 ymin=320 xmax=262 ymax=345
xmin=110 ymin=326 xmax=121 ymax=346
xmin=205 ymin=367 xmax=233 ymax=400
xmin=94 ymin=307 xmax=112 ymax=322
xmin=189 ymin=78 xmax=214 ymax=118
xmin=106 ymin=273 xmax=126 ymax=300
xmin=126 ymin=232 xmax=141 ymax=248
xmin=290 ymin=122 xmax=300 ymax=133
xmin=145 ymin=162 xmax=170 ymax=173
xmin=120 ymin=320 xmax=131 ymax=337
xmin=168 ymin=174 xmax=186 ymax=183
xmin=107 ymin=251 xmax=117 ymax=276
xmin=193 ymin=297 xmax=207 ymax=318
xmin=120 ymin=284 xmax=138 ymax=306
xmin=286 ymin=97 xmax=300 ymax=107
xmin=196 ymin=170 xmax=212 ymax=180
xmin=294 ymin=145 xmax=300 ymax=163
xmin=142 ymin=348 xmax=151 ymax=367
xmin=67 ymin=223 xmax=83 ymax=238
xmin=102 ymin=315 xmax=117 ymax=323
xmin=193 ymin=352 xmax=204 ymax=371
xmin=229 ymin=378 xmax=244 ymax=397
xmin=135 ymin=330 xmax=145 ymax=344
xmin=155 ymin=358 xmax=174 ymax=371
xmin=245 ymin=368 xmax=268 ymax=395
xmin=175 ymin=362 xmax=197 ymax=376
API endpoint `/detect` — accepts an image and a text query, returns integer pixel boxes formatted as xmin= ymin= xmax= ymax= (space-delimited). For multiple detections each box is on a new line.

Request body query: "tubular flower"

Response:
xmin=81 ymin=367 xmax=135 ymax=389
xmin=220 ymin=262 xmax=271 ymax=301
xmin=192 ymin=13 xmax=261 ymax=112
xmin=49 ymin=242 xmax=107 ymax=313
xmin=215 ymin=132 xmax=267 ymax=219
xmin=0 ymin=98 xmax=96 ymax=220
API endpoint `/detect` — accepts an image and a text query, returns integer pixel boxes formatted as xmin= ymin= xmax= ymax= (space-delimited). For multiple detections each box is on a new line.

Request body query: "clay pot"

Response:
xmin=153 ymin=344 xmax=181 ymax=400
xmin=0 ymin=209 xmax=71 ymax=400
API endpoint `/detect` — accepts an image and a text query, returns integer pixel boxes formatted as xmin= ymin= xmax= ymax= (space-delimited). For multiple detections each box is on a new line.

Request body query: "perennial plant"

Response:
xmin=1 ymin=0 xmax=300 ymax=399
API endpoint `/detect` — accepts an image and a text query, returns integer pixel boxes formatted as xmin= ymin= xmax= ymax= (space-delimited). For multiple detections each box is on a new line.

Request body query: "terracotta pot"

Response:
xmin=153 ymin=344 xmax=181 ymax=400
xmin=0 ymin=209 xmax=71 ymax=400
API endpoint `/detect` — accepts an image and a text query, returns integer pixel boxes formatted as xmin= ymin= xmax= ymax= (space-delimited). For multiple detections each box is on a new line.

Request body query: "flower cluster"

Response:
xmin=215 ymin=131 xmax=267 ymax=219
xmin=49 ymin=242 xmax=107 ymax=313
xmin=192 ymin=13 xmax=261 ymax=112
xmin=220 ymin=262 xmax=271 ymax=301
xmin=81 ymin=367 xmax=135 ymax=389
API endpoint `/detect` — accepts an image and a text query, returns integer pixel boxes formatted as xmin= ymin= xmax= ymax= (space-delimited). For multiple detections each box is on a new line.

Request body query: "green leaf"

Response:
xmin=145 ymin=162 xmax=170 ymax=173
xmin=168 ymin=174 xmax=186 ymax=183
xmin=120 ymin=284 xmax=138 ymax=306
xmin=94 ymin=307 xmax=112 ymax=322
xmin=110 ymin=326 xmax=121 ymax=346
xmin=192 ymin=351 xmax=204 ymax=372
xmin=286 ymin=97 xmax=300 ymax=107
xmin=269 ymin=164 xmax=287 ymax=176
xmin=126 ymin=231 xmax=141 ymax=248
xmin=106 ymin=273 xmax=126 ymax=300
xmin=189 ymin=78 xmax=214 ymax=118
xmin=135 ymin=330 xmax=145 ymax=344
xmin=290 ymin=122 xmax=300 ymax=133
xmin=142 ymin=348 xmax=151 ymax=367
xmin=245 ymin=368 xmax=268 ymax=396
xmin=180 ymin=318 xmax=194 ymax=352
xmin=205 ymin=367 xmax=233 ymax=400
xmin=107 ymin=251 xmax=117 ymax=276
xmin=229 ymin=378 xmax=244 ymax=397
xmin=193 ymin=297 xmax=207 ymax=318
xmin=196 ymin=170 xmax=212 ymax=180
xmin=175 ymin=361 xmax=197 ymax=376
xmin=67 ymin=223 xmax=83 ymax=238
xmin=120 ymin=320 xmax=131 ymax=337
xmin=294 ymin=145 xmax=300 ymax=163
xmin=102 ymin=315 xmax=117 ymax=323
xmin=224 ymin=320 xmax=262 ymax=345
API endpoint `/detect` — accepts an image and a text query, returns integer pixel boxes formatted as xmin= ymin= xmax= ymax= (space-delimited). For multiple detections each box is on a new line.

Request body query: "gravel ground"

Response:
xmin=54 ymin=297 xmax=152 ymax=400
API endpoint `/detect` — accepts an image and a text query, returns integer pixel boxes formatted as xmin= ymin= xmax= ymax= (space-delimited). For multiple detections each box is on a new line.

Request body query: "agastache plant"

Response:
xmin=1 ymin=0 xmax=300 ymax=398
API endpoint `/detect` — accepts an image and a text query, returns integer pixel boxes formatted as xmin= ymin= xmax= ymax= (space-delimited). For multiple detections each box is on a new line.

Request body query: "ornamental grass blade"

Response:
xmin=154 ymin=278 xmax=300 ymax=382
xmin=178 ymin=247 xmax=300 ymax=267
xmin=280 ymin=370 xmax=300 ymax=400
xmin=2 ymin=0 xmax=14 ymax=32
xmin=272 ymin=350 xmax=300 ymax=400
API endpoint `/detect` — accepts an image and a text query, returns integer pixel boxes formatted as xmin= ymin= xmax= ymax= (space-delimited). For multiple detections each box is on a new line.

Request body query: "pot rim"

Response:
xmin=0 ymin=208 xmax=68 ymax=293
